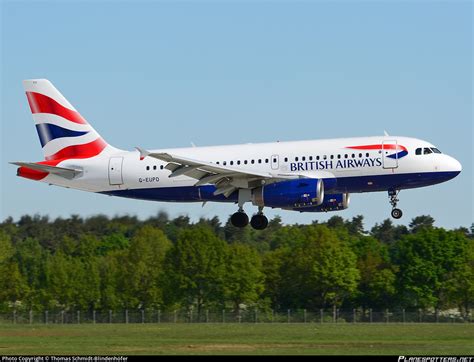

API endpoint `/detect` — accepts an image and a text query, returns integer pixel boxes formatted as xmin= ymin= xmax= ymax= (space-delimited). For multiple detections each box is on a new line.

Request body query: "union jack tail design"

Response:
xmin=23 ymin=79 xmax=110 ymax=162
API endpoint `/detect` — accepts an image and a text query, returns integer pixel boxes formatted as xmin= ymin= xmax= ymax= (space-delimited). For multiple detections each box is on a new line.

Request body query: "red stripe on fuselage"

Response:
xmin=346 ymin=144 xmax=407 ymax=151
xmin=26 ymin=92 xmax=88 ymax=125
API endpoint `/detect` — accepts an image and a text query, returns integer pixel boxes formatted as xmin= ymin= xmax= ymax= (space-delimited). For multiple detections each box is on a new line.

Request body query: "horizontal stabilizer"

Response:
xmin=10 ymin=162 xmax=82 ymax=180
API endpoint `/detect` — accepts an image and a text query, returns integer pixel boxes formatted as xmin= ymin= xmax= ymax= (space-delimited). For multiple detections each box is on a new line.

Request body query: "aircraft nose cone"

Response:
xmin=446 ymin=156 xmax=462 ymax=176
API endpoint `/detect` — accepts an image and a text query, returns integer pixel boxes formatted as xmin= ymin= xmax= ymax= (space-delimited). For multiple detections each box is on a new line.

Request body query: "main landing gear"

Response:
xmin=230 ymin=207 xmax=249 ymax=228
xmin=231 ymin=206 xmax=269 ymax=230
xmin=388 ymin=190 xmax=403 ymax=219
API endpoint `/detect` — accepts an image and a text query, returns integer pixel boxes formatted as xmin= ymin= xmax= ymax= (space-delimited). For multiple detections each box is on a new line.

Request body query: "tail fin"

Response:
xmin=23 ymin=79 xmax=114 ymax=161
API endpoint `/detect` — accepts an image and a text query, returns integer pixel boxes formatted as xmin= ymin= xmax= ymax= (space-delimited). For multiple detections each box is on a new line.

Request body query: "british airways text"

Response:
xmin=290 ymin=158 xmax=383 ymax=171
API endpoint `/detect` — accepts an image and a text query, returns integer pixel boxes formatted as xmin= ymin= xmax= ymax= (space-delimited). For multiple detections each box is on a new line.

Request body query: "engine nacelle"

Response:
xmin=252 ymin=179 xmax=324 ymax=209
xmin=291 ymin=193 xmax=350 ymax=212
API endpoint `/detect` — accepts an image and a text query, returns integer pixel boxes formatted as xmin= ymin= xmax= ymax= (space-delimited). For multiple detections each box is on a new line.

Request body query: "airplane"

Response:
xmin=11 ymin=79 xmax=462 ymax=230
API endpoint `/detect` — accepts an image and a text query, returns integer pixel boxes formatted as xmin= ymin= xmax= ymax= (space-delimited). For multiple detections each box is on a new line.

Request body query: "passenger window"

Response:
xmin=309 ymin=156 xmax=313 ymax=161
xmin=265 ymin=159 xmax=269 ymax=163
xmin=337 ymin=154 xmax=341 ymax=159
xmin=237 ymin=160 xmax=241 ymax=165
xmin=344 ymin=154 xmax=348 ymax=159
xmin=223 ymin=161 xmax=227 ymax=165
xmin=330 ymin=155 xmax=334 ymax=160
xmin=323 ymin=155 xmax=327 ymax=160
xmin=415 ymin=148 xmax=422 ymax=155
xmin=160 ymin=165 xmax=164 ymax=170
xmin=295 ymin=157 xmax=299 ymax=162
xmin=244 ymin=160 xmax=248 ymax=165
xmin=424 ymin=148 xmax=432 ymax=155
xmin=251 ymin=160 xmax=255 ymax=164
xmin=146 ymin=166 xmax=150 ymax=171
xmin=359 ymin=153 xmax=362 ymax=158
xmin=352 ymin=154 xmax=355 ymax=158
xmin=316 ymin=156 xmax=320 ymax=161
xmin=302 ymin=156 xmax=306 ymax=161
xmin=258 ymin=159 xmax=262 ymax=164
xmin=366 ymin=153 xmax=369 ymax=157
xmin=284 ymin=157 xmax=288 ymax=162
xmin=153 ymin=165 xmax=157 ymax=170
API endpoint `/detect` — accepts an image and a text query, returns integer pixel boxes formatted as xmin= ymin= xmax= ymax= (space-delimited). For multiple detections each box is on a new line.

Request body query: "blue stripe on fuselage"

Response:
xmin=100 ymin=171 xmax=460 ymax=203
xmin=335 ymin=171 xmax=460 ymax=193
xmin=102 ymin=185 xmax=238 ymax=203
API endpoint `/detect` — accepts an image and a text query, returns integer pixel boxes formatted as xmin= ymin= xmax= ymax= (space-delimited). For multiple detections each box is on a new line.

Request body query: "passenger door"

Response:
xmin=382 ymin=141 xmax=398 ymax=169
xmin=108 ymin=157 xmax=124 ymax=185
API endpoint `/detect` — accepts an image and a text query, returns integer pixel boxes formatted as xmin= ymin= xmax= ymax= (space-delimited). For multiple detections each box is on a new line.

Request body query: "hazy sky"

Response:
xmin=1 ymin=1 xmax=472 ymax=229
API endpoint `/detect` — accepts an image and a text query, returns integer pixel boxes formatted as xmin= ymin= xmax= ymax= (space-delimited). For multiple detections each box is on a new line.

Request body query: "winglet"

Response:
xmin=135 ymin=147 xmax=150 ymax=161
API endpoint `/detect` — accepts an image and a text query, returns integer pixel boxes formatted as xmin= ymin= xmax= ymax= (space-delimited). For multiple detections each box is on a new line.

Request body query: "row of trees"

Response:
xmin=0 ymin=213 xmax=472 ymax=317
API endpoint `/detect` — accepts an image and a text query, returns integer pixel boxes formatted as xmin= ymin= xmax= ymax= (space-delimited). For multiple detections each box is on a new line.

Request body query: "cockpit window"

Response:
xmin=416 ymin=147 xmax=441 ymax=155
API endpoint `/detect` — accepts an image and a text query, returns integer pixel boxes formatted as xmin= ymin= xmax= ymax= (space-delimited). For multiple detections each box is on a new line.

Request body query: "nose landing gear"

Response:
xmin=389 ymin=190 xmax=403 ymax=219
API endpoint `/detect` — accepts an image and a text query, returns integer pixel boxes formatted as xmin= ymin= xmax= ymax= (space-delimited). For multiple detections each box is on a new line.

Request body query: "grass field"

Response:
xmin=0 ymin=323 xmax=473 ymax=355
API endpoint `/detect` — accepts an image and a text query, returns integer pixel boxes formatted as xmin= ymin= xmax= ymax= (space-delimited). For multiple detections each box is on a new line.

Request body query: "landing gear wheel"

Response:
xmin=391 ymin=208 xmax=403 ymax=219
xmin=231 ymin=212 xmax=249 ymax=228
xmin=250 ymin=214 xmax=268 ymax=230
xmin=388 ymin=190 xmax=402 ymax=219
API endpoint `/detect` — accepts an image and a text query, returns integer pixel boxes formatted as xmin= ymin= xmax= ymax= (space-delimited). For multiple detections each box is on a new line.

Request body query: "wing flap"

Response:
xmin=135 ymin=147 xmax=336 ymax=197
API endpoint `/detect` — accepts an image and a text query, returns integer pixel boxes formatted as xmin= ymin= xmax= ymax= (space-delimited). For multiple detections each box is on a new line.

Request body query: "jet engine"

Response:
xmin=252 ymin=179 xmax=324 ymax=209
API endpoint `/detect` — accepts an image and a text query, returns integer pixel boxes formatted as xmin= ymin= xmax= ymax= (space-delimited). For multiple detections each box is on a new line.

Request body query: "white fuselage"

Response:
xmin=39 ymin=135 xmax=461 ymax=205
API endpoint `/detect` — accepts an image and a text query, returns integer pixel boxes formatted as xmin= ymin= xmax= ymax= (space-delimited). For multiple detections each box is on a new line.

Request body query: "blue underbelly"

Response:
xmin=101 ymin=171 xmax=459 ymax=202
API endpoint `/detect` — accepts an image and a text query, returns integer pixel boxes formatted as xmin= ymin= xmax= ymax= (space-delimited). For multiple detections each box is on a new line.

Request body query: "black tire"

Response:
xmin=231 ymin=212 xmax=249 ymax=228
xmin=250 ymin=214 xmax=269 ymax=230
xmin=391 ymin=208 xmax=403 ymax=219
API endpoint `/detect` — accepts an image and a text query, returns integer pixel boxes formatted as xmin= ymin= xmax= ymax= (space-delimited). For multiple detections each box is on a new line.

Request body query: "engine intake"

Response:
xmin=252 ymin=179 xmax=324 ymax=208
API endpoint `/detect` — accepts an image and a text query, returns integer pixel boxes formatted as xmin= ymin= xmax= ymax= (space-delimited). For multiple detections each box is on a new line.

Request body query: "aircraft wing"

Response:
xmin=10 ymin=162 xmax=82 ymax=180
xmin=136 ymin=147 xmax=335 ymax=197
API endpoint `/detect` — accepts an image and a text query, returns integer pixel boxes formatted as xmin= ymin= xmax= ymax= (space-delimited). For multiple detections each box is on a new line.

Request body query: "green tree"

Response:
xmin=97 ymin=233 xmax=130 ymax=255
xmin=224 ymin=243 xmax=265 ymax=311
xmin=371 ymin=219 xmax=408 ymax=244
xmin=14 ymin=237 xmax=51 ymax=309
xmin=261 ymin=248 xmax=287 ymax=309
xmin=409 ymin=215 xmax=435 ymax=233
xmin=46 ymin=251 xmax=75 ymax=309
xmin=119 ymin=226 xmax=172 ymax=309
xmin=98 ymin=252 xmax=123 ymax=310
xmin=345 ymin=215 xmax=365 ymax=235
xmin=351 ymin=235 xmax=397 ymax=309
xmin=278 ymin=225 xmax=359 ymax=309
xmin=163 ymin=225 xmax=227 ymax=315
xmin=446 ymin=236 xmax=474 ymax=318
xmin=392 ymin=227 xmax=470 ymax=310
xmin=0 ymin=231 xmax=28 ymax=311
